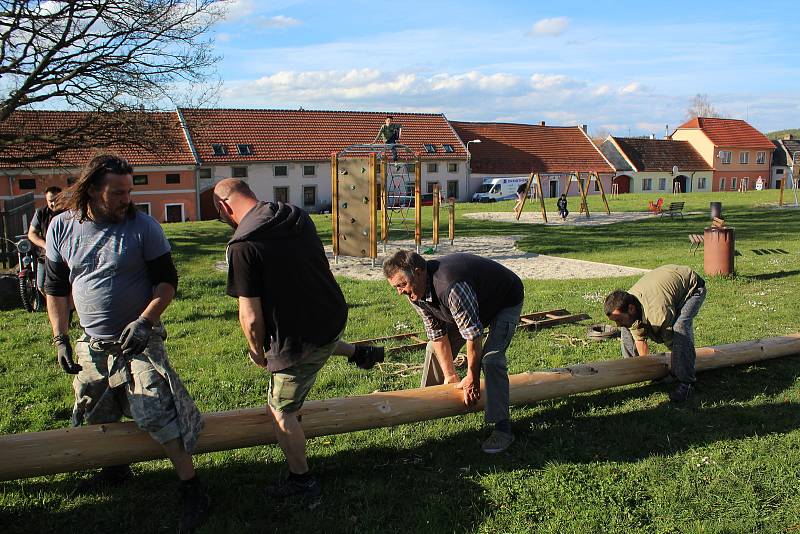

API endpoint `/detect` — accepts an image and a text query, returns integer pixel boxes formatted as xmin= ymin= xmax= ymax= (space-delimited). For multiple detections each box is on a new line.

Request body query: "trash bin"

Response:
xmin=704 ymin=226 xmax=735 ymax=276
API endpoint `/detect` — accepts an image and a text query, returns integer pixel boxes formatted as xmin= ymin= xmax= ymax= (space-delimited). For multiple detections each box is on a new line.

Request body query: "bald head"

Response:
xmin=213 ymin=178 xmax=258 ymax=229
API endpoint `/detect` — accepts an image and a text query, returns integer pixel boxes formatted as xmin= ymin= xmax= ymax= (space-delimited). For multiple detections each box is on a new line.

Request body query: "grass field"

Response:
xmin=2 ymin=190 xmax=800 ymax=533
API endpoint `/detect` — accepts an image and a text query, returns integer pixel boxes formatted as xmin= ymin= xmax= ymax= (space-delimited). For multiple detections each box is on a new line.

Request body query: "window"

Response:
xmin=303 ymin=165 xmax=315 ymax=176
xmin=135 ymin=203 xmax=150 ymax=215
xmin=719 ymin=178 xmax=726 ymax=190
xmin=741 ymin=177 xmax=749 ymax=190
xmin=731 ymin=177 xmax=737 ymax=190
xmin=303 ymin=186 xmax=316 ymax=208
xmin=424 ymin=144 xmax=436 ymax=154
xmin=133 ymin=175 xmax=148 ymax=185
xmin=426 ymin=182 xmax=438 ymax=193
xmin=427 ymin=163 xmax=438 ymax=173
xmin=166 ymin=173 xmax=180 ymax=184
xmin=198 ymin=168 xmax=212 ymax=180
xmin=777 ymin=168 xmax=784 ymax=175
xmin=211 ymin=143 xmax=227 ymax=156
xmin=447 ymin=163 xmax=458 ymax=173
xmin=274 ymin=165 xmax=288 ymax=177
xmin=165 ymin=203 xmax=184 ymax=223
xmin=447 ymin=180 xmax=459 ymax=199
xmin=274 ymin=186 xmax=289 ymax=203
xmin=719 ymin=150 xmax=732 ymax=164
xmin=443 ymin=144 xmax=454 ymax=153
xmin=18 ymin=178 xmax=36 ymax=190
xmin=237 ymin=144 xmax=253 ymax=156
xmin=658 ymin=178 xmax=666 ymax=190
xmin=642 ymin=178 xmax=652 ymax=191
xmin=232 ymin=166 xmax=248 ymax=178
xmin=698 ymin=177 xmax=707 ymax=189
xmin=739 ymin=151 xmax=749 ymax=164
xmin=756 ymin=151 xmax=766 ymax=164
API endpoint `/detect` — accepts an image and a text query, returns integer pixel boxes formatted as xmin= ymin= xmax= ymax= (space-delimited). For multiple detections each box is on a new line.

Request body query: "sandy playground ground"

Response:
xmin=324 ymin=234 xmax=648 ymax=281
xmin=464 ymin=210 xmax=660 ymax=226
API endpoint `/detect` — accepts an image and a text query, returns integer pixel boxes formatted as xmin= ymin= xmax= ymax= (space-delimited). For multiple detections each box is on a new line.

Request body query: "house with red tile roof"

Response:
xmin=599 ymin=136 xmax=713 ymax=195
xmin=670 ymin=117 xmax=774 ymax=192
xmin=449 ymin=121 xmax=614 ymax=199
xmin=0 ymin=111 xmax=199 ymax=222
xmin=771 ymin=135 xmax=800 ymax=190
xmin=179 ymin=108 xmax=468 ymax=218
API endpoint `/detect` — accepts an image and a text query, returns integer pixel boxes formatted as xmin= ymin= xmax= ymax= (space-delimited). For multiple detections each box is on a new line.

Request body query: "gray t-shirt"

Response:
xmin=46 ymin=210 xmax=170 ymax=339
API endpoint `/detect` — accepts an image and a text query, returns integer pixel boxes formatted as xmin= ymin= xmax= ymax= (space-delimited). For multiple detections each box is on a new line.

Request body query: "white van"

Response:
xmin=471 ymin=177 xmax=530 ymax=202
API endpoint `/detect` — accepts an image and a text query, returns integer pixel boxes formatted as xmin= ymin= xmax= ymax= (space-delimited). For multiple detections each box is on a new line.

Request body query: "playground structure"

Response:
xmin=516 ymin=171 xmax=611 ymax=223
xmin=2 ymin=332 xmax=799 ymax=481
xmin=331 ymin=144 xmax=455 ymax=264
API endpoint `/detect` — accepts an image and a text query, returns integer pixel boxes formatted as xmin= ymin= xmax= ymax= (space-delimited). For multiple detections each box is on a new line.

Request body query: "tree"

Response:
xmin=0 ymin=0 xmax=226 ymax=165
xmin=686 ymin=93 xmax=725 ymax=121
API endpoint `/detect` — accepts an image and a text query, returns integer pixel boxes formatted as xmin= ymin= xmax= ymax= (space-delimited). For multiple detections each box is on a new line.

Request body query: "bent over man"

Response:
xmin=44 ymin=155 xmax=209 ymax=533
xmin=383 ymin=250 xmax=524 ymax=454
xmin=604 ymin=264 xmax=707 ymax=403
xmin=214 ymin=178 xmax=382 ymax=506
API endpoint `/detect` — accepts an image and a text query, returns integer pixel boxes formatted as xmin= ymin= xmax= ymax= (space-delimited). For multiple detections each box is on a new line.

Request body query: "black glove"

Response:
xmin=119 ymin=316 xmax=154 ymax=356
xmin=348 ymin=344 xmax=385 ymax=370
xmin=54 ymin=334 xmax=81 ymax=374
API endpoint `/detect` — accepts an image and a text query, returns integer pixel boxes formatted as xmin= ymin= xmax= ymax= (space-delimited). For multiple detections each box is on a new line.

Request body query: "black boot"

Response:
xmin=178 ymin=477 xmax=210 ymax=534
xmin=69 ymin=464 xmax=133 ymax=496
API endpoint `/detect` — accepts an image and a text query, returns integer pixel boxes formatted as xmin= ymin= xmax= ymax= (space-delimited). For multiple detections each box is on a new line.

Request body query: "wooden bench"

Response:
xmin=661 ymin=201 xmax=685 ymax=219
xmin=689 ymin=233 xmax=704 ymax=254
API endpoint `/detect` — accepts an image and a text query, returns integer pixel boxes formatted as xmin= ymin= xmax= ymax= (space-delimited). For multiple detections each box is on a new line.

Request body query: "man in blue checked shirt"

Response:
xmin=383 ymin=250 xmax=524 ymax=453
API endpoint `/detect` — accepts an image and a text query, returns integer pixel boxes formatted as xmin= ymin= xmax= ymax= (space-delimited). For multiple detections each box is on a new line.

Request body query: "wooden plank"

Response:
xmin=2 ymin=333 xmax=800 ymax=481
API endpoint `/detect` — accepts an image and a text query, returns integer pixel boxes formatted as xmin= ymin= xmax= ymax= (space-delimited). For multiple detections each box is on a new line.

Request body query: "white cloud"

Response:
xmin=620 ymin=82 xmax=643 ymax=94
xmin=221 ymin=0 xmax=256 ymax=21
xmin=593 ymin=84 xmax=611 ymax=96
xmin=530 ymin=74 xmax=583 ymax=90
xmin=528 ymin=17 xmax=569 ymax=37
xmin=262 ymin=15 xmax=301 ymax=28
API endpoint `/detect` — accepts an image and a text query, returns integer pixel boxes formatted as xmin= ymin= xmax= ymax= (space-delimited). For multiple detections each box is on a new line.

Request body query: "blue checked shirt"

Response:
xmin=412 ymin=281 xmax=483 ymax=341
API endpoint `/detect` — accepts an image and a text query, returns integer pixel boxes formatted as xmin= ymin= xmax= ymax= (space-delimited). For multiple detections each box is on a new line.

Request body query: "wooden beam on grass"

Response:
xmin=2 ymin=333 xmax=800 ymax=481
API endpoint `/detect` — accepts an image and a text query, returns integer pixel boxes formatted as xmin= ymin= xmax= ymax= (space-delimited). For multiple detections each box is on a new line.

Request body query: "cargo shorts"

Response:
xmin=72 ymin=325 xmax=203 ymax=451
xmin=268 ymin=333 xmax=342 ymax=414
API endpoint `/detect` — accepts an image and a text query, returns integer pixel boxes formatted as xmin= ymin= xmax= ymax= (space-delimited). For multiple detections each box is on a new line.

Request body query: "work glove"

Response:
xmin=118 ymin=316 xmax=154 ymax=356
xmin=348 ymin=344 xmax=385 ymax=370
xmin=54 ymin=333 xmax=81 ymax=374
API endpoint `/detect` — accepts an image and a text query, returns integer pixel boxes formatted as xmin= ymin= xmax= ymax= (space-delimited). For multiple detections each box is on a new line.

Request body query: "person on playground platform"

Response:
xmin=604 ymin=264 xmax=707 ymax=403
xmin=383 ymin=250 xmax=524 ymax=454
xmin=375 ymin=115 xmax=402 ymax=160
xmin=214 ymin=178 xmax=383 ymax=506
xmin=44 ymin=154 xmax=209 ymax=533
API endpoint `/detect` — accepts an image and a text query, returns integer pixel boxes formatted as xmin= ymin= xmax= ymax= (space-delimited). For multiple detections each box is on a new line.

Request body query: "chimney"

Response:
xmin=581 ymin=124 xmax=587 ymax=133
xmin=540 ymin=121 xmax=545 ymax=126
xmin=785 ymin=133 xmax=794 ymax=140
xmin=650 ymin=133 xmax=655 ymax=139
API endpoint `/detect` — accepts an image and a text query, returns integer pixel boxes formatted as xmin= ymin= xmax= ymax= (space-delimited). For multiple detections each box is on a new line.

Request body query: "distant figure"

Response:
xmin=376 ymin=115 xmax=402 ymax=161
xmin=28 ymin=186 xmax=63 ymax=295
xmin=557 ymin=194 xmax=569 ymax=221
xmin=513 ymin=183 xmax=527 ymax=218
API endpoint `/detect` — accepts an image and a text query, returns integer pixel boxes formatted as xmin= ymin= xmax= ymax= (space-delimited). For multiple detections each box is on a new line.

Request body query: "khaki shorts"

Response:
xmin=268 ymin=334 xmax=341 ymax=413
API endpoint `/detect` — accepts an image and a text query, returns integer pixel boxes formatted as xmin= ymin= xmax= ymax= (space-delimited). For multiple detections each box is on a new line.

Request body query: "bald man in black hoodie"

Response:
xmin=214 ymin=178 xmax=382 ymax=505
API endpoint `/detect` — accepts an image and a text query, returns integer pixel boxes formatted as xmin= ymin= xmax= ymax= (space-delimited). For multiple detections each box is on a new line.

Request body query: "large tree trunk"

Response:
xmin=1 ymin=334 xmax=799 ymax=481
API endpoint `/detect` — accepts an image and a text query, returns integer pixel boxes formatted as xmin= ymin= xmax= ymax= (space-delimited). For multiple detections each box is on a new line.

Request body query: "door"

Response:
xmin=165 ymin=204 xmax=183 ymax=223
xmin=274 ymin=186 xmax=289 ymax=204
xmin=446 ymin=180 xmax=459 ymax=200
xmin=549 ymin=180 xmax=559 ymax=198
xmin=673 ymin=176 xmax=687 ymax=193
xmin=613 ymin=175 xmax=631 ymax=194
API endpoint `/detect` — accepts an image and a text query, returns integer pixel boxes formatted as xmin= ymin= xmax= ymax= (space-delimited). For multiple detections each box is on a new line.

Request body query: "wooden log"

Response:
xmin=1 ymin=333 xmax=799 ymax=481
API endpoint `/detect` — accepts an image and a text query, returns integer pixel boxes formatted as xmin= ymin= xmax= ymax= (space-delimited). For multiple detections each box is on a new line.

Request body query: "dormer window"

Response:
xmin=424 ymin=144 xmax=436 ymax=154
xmin=237 ymin=144 xmax=254 ymax=156
xmin=443 ymin=144 xmax=454 ymax=153
xmin=212 ymin=143 xmax=227 ymax=156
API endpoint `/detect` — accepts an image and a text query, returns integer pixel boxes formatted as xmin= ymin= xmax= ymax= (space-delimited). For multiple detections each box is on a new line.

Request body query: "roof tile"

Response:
xmin=611 ymin=137 xmax=711 ymax=172
xmin=675 ymin=117 xmax=774 ymax=149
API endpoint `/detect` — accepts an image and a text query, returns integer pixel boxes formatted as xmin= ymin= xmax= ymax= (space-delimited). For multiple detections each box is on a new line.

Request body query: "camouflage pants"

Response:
xmin=72 ymin=324 xmax=204 ymax=453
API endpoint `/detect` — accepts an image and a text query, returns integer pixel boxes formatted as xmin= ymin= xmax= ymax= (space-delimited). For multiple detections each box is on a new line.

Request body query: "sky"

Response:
xmin=209 ymin=0 xmax=799 ymax=137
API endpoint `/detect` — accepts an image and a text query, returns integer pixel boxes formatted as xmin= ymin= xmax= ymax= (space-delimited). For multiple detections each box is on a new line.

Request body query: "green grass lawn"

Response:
xmin=2 ymin=190 xmax=800 ymax=533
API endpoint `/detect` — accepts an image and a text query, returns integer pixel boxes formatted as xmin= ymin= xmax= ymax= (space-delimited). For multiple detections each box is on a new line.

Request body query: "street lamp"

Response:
xmin=465 ymin=139 xmax=481 ymax=198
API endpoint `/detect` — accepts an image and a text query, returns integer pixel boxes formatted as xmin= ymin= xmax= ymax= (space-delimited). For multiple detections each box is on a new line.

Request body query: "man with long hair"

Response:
xmin=44 ymin=154 xmax=210 ymax=533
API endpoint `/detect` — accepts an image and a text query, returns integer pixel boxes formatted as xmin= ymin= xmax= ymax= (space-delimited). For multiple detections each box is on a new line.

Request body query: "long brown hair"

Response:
xmin=59 ymin=154 xmax=135 ymax=222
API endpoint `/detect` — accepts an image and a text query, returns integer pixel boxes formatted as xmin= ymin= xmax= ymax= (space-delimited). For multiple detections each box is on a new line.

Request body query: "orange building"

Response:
xmin=0 ymin=111 xmax=199 ymax=222
xmin=670 ymin=117 xmax=774 ymax=192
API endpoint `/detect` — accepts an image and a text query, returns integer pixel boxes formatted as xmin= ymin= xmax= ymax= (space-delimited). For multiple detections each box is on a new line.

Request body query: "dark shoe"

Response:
xmin=179 ymin=479 xmax=210 ymax=534
xmin=481 ymin=430 xmax=515 ymax=454
xmin=348 ymin=344 xmax=385 ymax=370
xmin=266 ymin=475 xmax=321 ymax=508
xmin=669 ymin=382 xmax=694 ymax=403
xmin=69 ymin=464 xmax=133 ymax=496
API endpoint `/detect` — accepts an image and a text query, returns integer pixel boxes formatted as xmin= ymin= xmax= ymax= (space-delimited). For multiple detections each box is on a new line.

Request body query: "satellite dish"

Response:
xmin=672 ymin=165 xmax=679 ymax=176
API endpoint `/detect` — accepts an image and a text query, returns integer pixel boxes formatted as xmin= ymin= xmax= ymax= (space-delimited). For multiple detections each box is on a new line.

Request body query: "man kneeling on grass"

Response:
xmin=383 ymin=250 xmax=524 ymax=453
xmin=214 ymin=178 xmax=383 ymax=507
xmin=604 ymin=264 xmax=707 ymax=403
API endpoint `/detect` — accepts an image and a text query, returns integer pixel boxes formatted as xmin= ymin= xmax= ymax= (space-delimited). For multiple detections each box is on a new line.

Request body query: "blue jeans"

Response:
xmin=421 ymin=302 xmax=522 ymax=423
xmin=621 ymin=286 xmax=706 ymax=383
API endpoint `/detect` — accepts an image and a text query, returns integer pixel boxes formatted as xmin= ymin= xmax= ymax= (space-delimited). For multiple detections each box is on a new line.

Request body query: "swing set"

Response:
xmin=514 ymin=171 xmax=611 ymax=223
